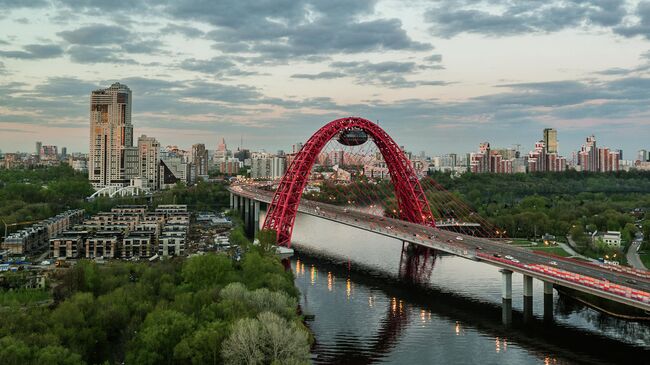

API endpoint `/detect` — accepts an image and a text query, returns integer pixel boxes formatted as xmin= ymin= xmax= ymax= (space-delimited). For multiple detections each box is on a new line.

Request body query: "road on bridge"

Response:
xmin=231 ymin=183 xmax=650 ymax=311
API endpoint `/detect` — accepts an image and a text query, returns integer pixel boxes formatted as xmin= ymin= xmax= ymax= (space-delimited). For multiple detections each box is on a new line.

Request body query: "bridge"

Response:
xmin=87 ymin=185 xmax=152 ymax=200
xmin=229 ymin=117 xmax=650 ymax=323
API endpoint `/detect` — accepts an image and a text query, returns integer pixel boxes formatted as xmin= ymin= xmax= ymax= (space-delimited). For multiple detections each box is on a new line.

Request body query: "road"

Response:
xmin=232 ymin=183 xmax=650 ymax=311
xmin=627 ymin=240 xmax=646 ymax=270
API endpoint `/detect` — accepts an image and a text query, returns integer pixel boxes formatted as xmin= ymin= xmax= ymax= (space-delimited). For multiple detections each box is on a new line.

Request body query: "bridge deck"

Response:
xmin=230 ymin=184 xmax=650 ymax=312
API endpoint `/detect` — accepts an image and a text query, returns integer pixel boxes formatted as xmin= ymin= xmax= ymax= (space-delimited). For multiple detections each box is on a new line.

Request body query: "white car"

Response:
xmin=455 ymin=236 xmax=463 ymax=241
xmin=505 ymin=255 xmax=514 ymax=260
xmin=549 ymin=261 xmax=558 ymax=266
xmin=511 ymin=259 xmax=520 ymax=263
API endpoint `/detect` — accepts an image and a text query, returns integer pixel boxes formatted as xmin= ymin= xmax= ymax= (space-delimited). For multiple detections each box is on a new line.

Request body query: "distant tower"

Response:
xmin=35 ymin=141 xmax=42 ymax=156
xmin=88 ymin=82 xmax=134 ymax=188
xmin=217 ymin=137 xmax=227 ymax=152
xmin=543 ymin=128 xmax=558 ymax=154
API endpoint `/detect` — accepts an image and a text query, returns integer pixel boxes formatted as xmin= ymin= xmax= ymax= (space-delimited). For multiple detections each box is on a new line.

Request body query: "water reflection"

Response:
xmin=294 ymin=252 xmax=650 ymax=365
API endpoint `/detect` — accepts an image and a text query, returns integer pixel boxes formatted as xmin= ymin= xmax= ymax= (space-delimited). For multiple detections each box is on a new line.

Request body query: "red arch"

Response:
xmin=263 ymin=117 xmax=436 ymax=246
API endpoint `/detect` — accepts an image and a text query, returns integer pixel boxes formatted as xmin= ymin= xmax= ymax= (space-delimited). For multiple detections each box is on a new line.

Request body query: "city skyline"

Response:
xmin=2 ymin=1 xmax=650 ymax=154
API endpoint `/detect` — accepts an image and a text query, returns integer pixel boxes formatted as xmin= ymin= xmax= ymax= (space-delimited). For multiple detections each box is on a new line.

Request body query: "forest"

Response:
xmin=0 ymin=248 xmax=309 ymax=365
xmin=306 ymin=171 xmax=650 ymax=252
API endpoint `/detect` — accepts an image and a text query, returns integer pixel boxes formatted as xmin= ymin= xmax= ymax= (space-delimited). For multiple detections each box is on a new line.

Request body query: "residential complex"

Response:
xmin=50 ymin=205 xmax=190 ymax=260
xmin=1 ymin=210 xmax=85 ymax=254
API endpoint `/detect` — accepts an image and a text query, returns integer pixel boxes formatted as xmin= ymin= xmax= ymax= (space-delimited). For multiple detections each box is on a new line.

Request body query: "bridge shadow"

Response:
xmin=295 ymin=251 xmax=649 ymax=365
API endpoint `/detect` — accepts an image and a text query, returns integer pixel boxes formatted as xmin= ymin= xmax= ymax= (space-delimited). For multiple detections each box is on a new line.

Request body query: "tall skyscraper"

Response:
xmin=191 ymin=143 xmax=208 ymax=183
xmin=543 ymin=128 xmax=558 ymax=154
xmin=137 ymin=135 xmax=160 ymax=189
xmin=88 ymin=82 xmax=133 ymax=188
xmin=35 ymin=141 xmax=42 ymax=156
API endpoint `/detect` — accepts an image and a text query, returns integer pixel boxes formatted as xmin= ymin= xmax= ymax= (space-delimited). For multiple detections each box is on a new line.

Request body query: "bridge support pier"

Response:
xmin=543 ymin=281 xmax=554 ymax=322
xmin=230 ymin=193 xmax=235 ymax=210
xmin=233 ymin=194 xmax=240 ymax=212
xmin=523 ymin=275 xmax=533 ymax=323
xmin=253 ymin=200 xmax=260 ymax=234
xmin=243 ymin=197 xmax=250 ymax=235
xmin=500 ymin=269 xmax=512 ymax=326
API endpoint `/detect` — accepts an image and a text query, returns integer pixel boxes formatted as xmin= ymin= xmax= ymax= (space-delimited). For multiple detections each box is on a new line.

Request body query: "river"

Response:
xmin=287 ymin=214 xmax=650 ymax=364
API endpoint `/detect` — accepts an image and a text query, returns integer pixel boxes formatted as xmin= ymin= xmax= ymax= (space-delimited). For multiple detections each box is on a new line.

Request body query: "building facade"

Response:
xmin=88 ymin=82 xmax=134 ymax=188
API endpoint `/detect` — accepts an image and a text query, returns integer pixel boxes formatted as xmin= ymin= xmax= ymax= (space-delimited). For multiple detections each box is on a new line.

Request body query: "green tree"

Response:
xmin=221 ymin=312 xmax=310 ymax=365
xmin=182 ymin=254 xmax=238 ymax=290
xmin=126 ymin=309 xmax=195 ymax=365
xmin=0 ymin=336 xmax=32 ymax=365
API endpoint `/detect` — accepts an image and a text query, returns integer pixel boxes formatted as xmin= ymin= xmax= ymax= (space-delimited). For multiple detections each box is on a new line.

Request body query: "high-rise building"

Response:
xmin=61 ymin=147 xmax=67 ymax=160
xmin=578 ymin=135 xmax=598 ymax=172
xmin=638 ymin=149 xmax=649 ymax=162
xmin=40 ymin=145 xmax=58 ymax=160
xmin=88 ymin=82 xmax=133 ymax=188
xmin=137 ymin=135 xmax=160 ymax=189
xmin=271 ymin=156 xmax=287 ymax=179
xmin=35 ymin=141 xmax=42 ymax=157
xmin=543 ymin=128 xmax=558 ymax=154
xmin=191 ymin=143 xmax=208 ymax=183
xmin=251 ymin=157 xmax=271 ymax=179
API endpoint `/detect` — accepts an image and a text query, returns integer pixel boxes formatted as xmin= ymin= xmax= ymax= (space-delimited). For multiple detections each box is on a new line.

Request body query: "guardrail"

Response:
xmin=478 ymin=252 xmax=650 ymax=306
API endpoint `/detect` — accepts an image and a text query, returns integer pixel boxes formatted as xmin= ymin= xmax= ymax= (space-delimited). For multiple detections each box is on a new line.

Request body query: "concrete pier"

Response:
xmin=523 ymin=275 xmax=533 ymax=322
xmin=500 ymin=269 xmax=513 ymax=326
xmin=544 ymin=281 xmax=554 ymax=322
xmin=254 ymin=201 xmax=260 ymax=234
xmin=243 ymin=197 xmax=250 ymax=233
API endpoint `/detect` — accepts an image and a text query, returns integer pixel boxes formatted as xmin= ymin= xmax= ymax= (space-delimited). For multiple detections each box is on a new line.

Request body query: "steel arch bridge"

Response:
xmin=88 ymin=185 xmax=151 ymax=199
xmin=263 ymin=117 xmax=436 ymax=246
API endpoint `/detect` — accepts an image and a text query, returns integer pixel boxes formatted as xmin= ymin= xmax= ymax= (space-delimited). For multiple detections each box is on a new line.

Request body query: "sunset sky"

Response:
xmin=1 ymin=0 xmax=650 ymax=156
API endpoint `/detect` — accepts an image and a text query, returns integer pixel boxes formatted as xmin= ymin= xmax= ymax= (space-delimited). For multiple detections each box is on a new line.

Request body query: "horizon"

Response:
xmin=1 ymin=1 xmax=650 ymax=155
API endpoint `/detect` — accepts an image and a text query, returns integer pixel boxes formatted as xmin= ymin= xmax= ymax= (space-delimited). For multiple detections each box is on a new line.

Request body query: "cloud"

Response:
xmin=0 ymin=0 xmax=47 ymax=8
xmin=178 ymin=57 xmax=257 ymax=77
xmin=614 ymin=2 xmax=650 ymax=39
xmin=291 ymin=72 xmax=346 ymax=80
xmin=58 ymin=24 xmax=130 ymax=45
xmin=166 ymin=0 xmax=430 ymax=59
xmin=425 ymin=0 xmax=627 ymax=38
xmin=160 ymin=24 xmax=205 ymax=38
xmin=328 ymin=60 xmax=448 ymax=88
xmin=67 ymin=45 xmax=137 ymax=64
xmin=0 ymin=44 xmax=64 ymax=59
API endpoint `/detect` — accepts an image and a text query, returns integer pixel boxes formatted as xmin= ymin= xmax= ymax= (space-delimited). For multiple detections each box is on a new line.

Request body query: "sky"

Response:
xmin=1 ymin=0 xmax=650 ymax=157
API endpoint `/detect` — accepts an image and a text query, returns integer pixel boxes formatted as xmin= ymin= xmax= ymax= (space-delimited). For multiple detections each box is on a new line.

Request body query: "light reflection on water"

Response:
xmin=289 ymin=214 xmax=650 ymax=364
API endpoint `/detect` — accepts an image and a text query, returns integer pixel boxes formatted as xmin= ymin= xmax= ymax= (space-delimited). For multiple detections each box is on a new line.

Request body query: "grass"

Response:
xmin=509 ymin=239 xmax=536 ymax=246
xmin=0 ymin=289 xmax=51 ymax=307
xmin=530 ymin=246 xmax=572 ymax=257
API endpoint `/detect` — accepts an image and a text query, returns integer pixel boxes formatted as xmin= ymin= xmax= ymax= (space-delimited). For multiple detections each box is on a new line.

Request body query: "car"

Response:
xmin=549 ymin=261 xmax=558 ymax=266
xmin=511 ymin=259 xmax=520 ymax=263
xmin=505 ymin=255 xmax=514 ymax=260
xmin=447 ymin=239 xmax=453 ymax=243
xmin=455 ymin=236 xmax=463 ymax=241
xmin=475 ymin=246 xmax=483 ymax=250
xmin=493 ymin=253 xmax=502 ymax=258
xmin=626 ymin=279 xmax=637 ymax=285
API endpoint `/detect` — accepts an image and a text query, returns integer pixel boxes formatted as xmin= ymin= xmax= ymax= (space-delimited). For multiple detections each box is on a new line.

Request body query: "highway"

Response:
xmin=230 ymin=183 xmax=650 ymax=311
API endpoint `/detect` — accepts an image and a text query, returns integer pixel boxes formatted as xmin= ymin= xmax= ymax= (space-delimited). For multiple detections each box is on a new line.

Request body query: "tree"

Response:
xmin=0 ymin=336 xmax=32 ymax=365
xmin=36 ymin=345 xmax=85 ymax=365
xmin=182 ymin=254 xmax=238 ymax=290
xmin=126 ymin=309 xmax=195 ymax=365
xmin=222 ymin=312 xmax=309 ymax=365
xmin=174 ymin=321 xmax=229 ymax=365
xmin=257 ymin=229 xmax=277 ymax=253
xmin=570 ymin=225 xmax=588 ymax=248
